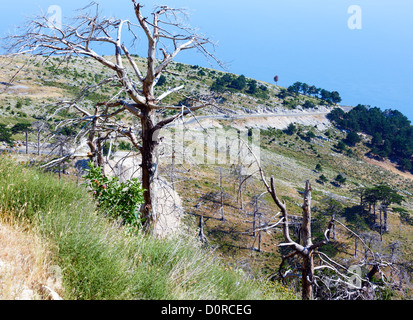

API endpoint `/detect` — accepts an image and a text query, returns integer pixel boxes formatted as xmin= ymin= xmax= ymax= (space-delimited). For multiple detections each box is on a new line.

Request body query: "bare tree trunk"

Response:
xmin=257 ymin=212 xmax=262 ymax=252
xmin=366 ymin=265 xmax=379 ymax=282
xmin=383 ymin=205 xmax=388 ymax=232
xmin=300 ymin=180 xmax=314 ymax=300
xmin=87 ymin=110 xmax=98 ymax=167
xmin=252 ymin=202 xmax=257 ymax=238
xmin=140 ymin=115 xmax=157 ymax=231
xmin=239 ymin=173 xmax=244 ymax=211
xmin=171 ymin=144 xmax=176 ymax=191
xmin=219 ymin=167 xmax=225 ymax=221
xmin=198 ymin=215 xmax=208 ymax=245
xmin=302 ymin=253 xmax=314 ymax=300
xmin=25 ymin=130 xmax=28 ymax=154
xmin=37 ymin=131 xmax=40 ymax=156
xmin=96 ymin=134 xmax=105 ymax=175
xmin=58 ymin=141 xmax=63 ymax=180
xmin=354 ymin=237 xmax=358 ymax=257
xmin=379 ymin=206 xmax=383 ymax=241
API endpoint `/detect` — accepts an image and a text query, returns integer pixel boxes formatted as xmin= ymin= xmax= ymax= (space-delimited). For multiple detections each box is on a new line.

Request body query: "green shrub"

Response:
xmin=83 ymin=163 xmax=145 ymax=228
xmin=118 ymin=140 xmax=132 ymax=151
xmin=319 ymin=174 xmax=328 ymax=184
xmin=335 ymin=174 xmax=347 ymax=185
xmin=0 ymin=124 xmax=13 ymax=145
xmin=303 ymin=100 xmax=315 ymax=109
xmin=282 ymin=99 xmax=299 ymax=109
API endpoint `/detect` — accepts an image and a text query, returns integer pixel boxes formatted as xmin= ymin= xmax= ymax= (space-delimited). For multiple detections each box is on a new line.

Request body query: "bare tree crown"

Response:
xmin=4 ymin=1 xmax=224 ymax=233
xmin=5 ymin=1 xmax=221 ymax=109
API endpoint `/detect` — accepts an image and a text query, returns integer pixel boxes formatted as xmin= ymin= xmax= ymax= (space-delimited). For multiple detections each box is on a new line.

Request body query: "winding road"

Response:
xmin=179 ymin=106 xmax=352 ymax=126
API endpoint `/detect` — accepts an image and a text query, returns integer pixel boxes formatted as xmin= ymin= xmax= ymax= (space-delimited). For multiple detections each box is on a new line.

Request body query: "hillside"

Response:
xmin=166 ymin=118 xmax=413 ymax=298
xmin=1 ymin=54 xmax=413 ymax=299
xmin=0 ymin=156 xmax=298 ymax=300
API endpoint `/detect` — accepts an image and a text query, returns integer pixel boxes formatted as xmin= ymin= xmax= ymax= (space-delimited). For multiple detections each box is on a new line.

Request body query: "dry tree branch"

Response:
xmin=5 ymin=0 xmax=225 ymax=234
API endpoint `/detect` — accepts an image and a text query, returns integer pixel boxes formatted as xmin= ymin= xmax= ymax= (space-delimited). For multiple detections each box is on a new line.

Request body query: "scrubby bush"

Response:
xmin=83 ymin=163 xmax=145 ymax=228
xmin=118 ymin=140 xmax=132 ymax=151
xmin=0 ymin=124 xmax=13 ymax=145
xmin=335 ymin=174 xmax=347 ymax=185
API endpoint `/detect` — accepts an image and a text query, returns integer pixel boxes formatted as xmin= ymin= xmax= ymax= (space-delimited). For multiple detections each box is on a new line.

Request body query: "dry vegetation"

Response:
xmin=0 ymin=210 xmax=63 ymax=300
xmin=160 ymin=120 xmax=413 ymax=297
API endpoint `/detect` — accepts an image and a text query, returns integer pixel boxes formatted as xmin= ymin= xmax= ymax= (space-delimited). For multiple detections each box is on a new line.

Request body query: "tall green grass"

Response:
xmin=0 ymin=155 xmax=296 ymax=300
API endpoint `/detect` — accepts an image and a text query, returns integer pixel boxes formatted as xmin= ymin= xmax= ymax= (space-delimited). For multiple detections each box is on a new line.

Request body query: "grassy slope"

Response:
xmin=0 ymin=155 xmax=296 ymax=300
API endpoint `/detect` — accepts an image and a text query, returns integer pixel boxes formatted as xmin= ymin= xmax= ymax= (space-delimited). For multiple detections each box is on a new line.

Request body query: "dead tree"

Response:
xmin=54 ymin=134 xmax=68 ymax=179
xmin=240 ymin=139 xmax=402 ymax=299
xmin=235 ymin=165 xmax=253 ymax=213
xmin=198 ymin=215 xmax=208 ymax=245
xmin=31 ymin=120 xmax=48 ymax=156
xmin=267 ymin=178 xmax=334 ymax=300
xmin=264 ymin=176 xmax=400 ymax=300
xmin=219 ymin=167 xmax=225 ymax=221
xmin=6 ymin=1 xmax=222 ymax=233
xmin=251 ymin=192 xmax=267 ymax=252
